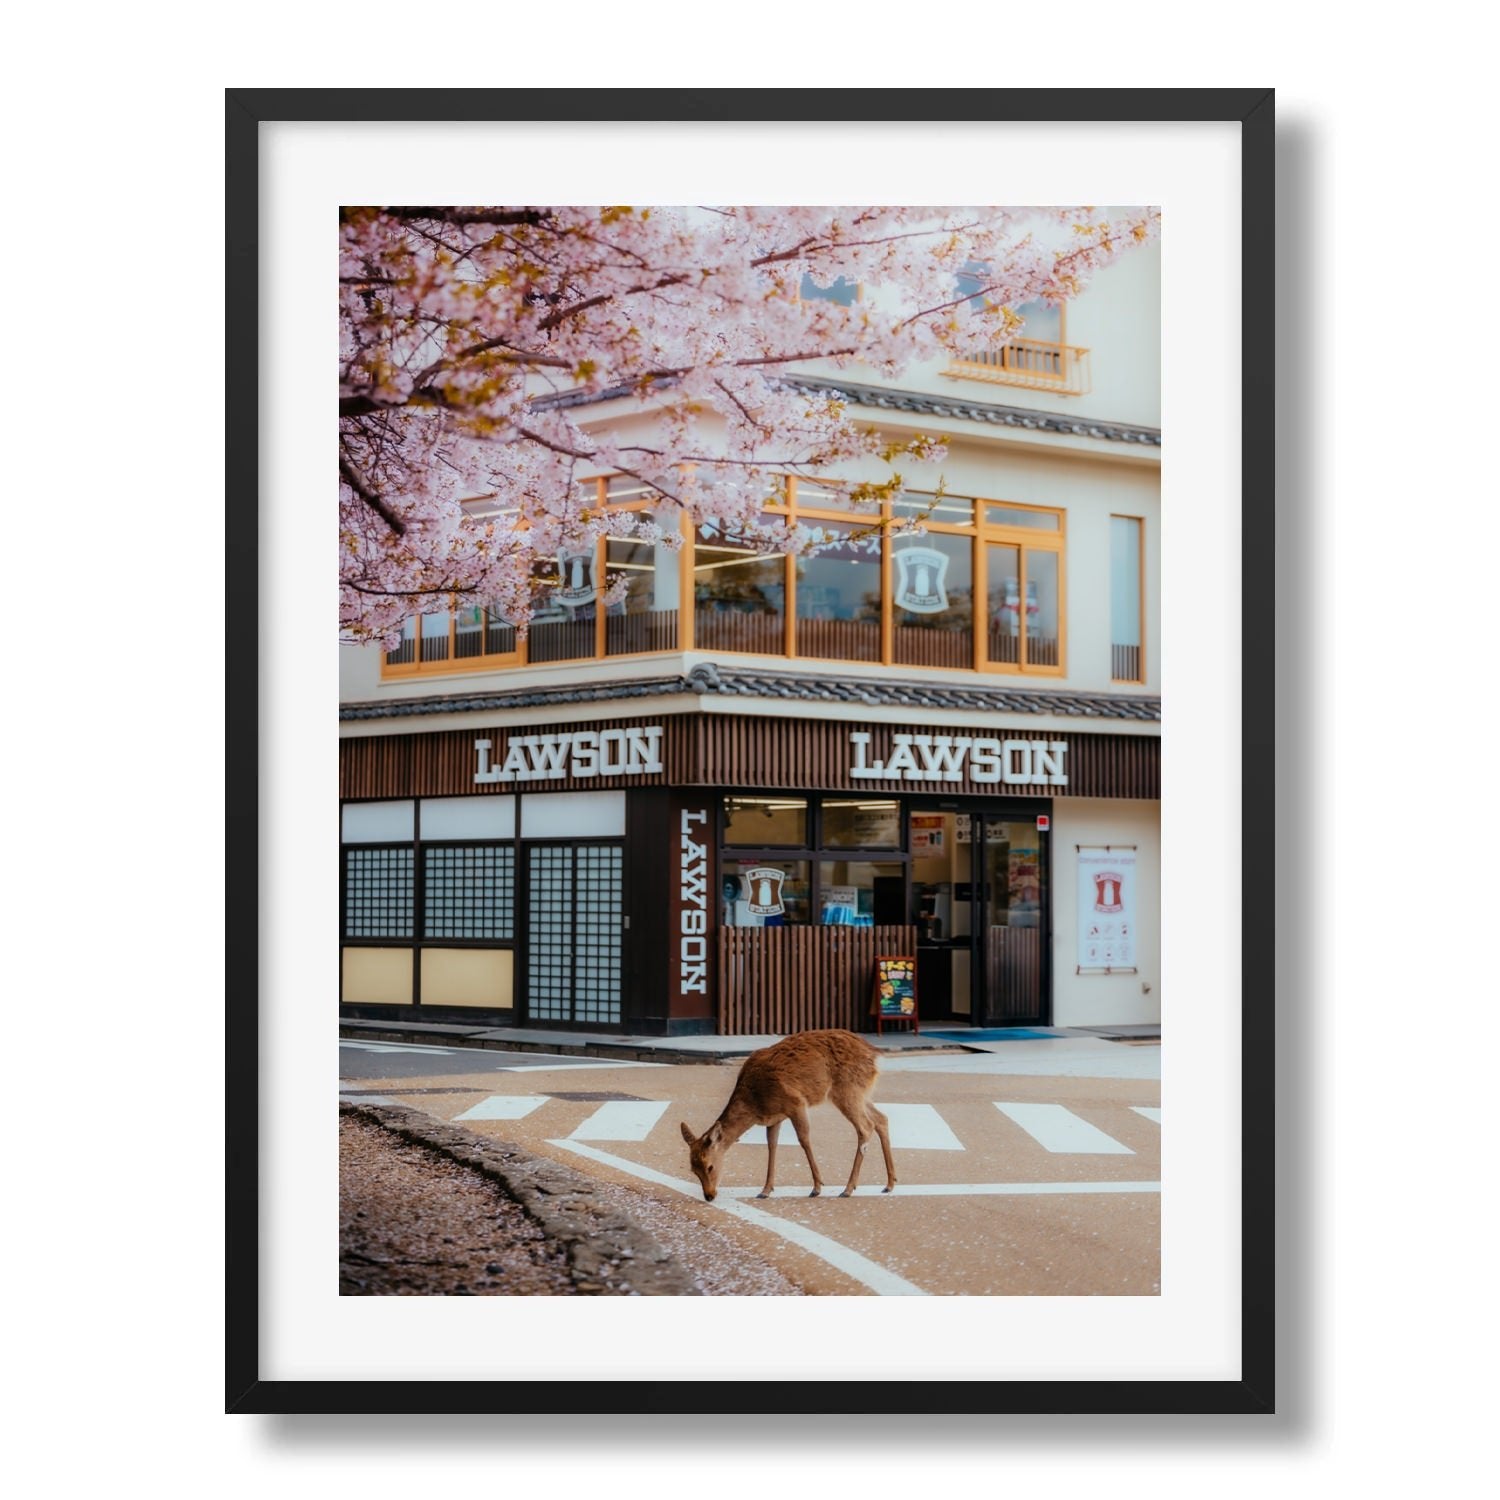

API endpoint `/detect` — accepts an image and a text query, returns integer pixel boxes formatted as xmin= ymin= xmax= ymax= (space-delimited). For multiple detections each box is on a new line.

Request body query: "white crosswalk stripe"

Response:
xmin=994 ymin=1102 xmax=1134 ymax=1154
xmin=568 ymin=1100 xmax=671 ymax=1141
xmin=454 ymin=1095 xmax=547 ymax=1122
xmin=1132 ymin=1106 xmax=1162 ymax=1124
xmin=740 ymin=1104 xmax=963 ymax=1150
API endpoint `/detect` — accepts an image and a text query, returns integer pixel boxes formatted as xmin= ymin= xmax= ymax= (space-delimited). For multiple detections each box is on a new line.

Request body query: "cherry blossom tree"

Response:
xmin=339 ymin=204 xmax=1159 ymax=647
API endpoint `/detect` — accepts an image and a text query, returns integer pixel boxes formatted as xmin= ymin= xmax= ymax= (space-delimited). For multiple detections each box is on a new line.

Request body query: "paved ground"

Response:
xmin=339 ymin=1034 xmax=1160 ymax=1297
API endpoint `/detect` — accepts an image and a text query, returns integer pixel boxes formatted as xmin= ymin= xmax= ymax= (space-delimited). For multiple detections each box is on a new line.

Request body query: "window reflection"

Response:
xmin=795 ymin=525 xmax=881 ymax=662
xmin=693 ymin=524 xmax=786 ymax=655
xmin=893 ymin=533 xmax=973 ymax=669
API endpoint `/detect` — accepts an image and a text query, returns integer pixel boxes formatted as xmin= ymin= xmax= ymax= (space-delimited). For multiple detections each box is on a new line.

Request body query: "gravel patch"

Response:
xmin=340 ymin=1102 xmax=804 ymax=1296
xmin=340 ymin=1101 xmax=699 ymax=1295
xmin=583 ymin=1179 xmax=806 ymax=1297
xmin=341 ymin=1113 xmax=575 ymax=1296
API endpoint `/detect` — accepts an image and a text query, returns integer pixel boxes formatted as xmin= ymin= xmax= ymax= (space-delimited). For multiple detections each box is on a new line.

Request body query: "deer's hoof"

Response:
xmin=808 ymin=1187 xmax=821 ymax=1198
xmin=755 ymin=1190 xmax=771 ymax=1199
xmin=840 ymin=1188 xmax=855 ymax=1198
xmin=883 ymin=1185 xmax=895 ymax=1193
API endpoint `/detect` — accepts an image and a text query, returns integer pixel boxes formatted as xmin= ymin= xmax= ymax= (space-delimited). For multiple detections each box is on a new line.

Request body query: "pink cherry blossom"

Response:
xmin=339 ymin=204 xmax=1160 ymax=649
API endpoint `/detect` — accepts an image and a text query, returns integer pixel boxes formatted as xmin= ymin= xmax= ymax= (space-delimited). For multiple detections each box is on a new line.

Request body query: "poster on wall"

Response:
xmin=1077 ymin=845 xmax=1138 ymax=971
xmin=910 ymin=814 xmax=945 ymax=857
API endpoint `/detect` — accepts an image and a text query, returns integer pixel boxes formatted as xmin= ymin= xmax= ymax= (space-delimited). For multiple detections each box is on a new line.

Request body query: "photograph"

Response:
xmin=233 ymin=96 xmax=1265 ymax=1412
xmin=334 ymin=200 xmax=1166 ymax=1304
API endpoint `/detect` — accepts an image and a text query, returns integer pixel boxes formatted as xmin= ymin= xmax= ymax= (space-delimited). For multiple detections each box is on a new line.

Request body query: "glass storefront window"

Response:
xmin=893 ymin=532 xmax=973 ymax=669
xmin=721 ymin=859 xmax=810 ymax=927
xmin=795 ymin=524 xmax=882 ymax=662
xmin=723 ymin=796 xmax=808 ymax=848
xmin=1026 ymin=550 xmax=1060 ymax=668
xmin=693 ymin=523 xmax=787 ymax=656
xmin=986 ymin=543 xmax=1022 ymax=665
xmin=528 ymin=554 xmax=597 ymax=663
xmin=893 ymin=491 xmax=975 ymax=526
xmin=419 ymin=610 xmax=451 ymax=663
xmin=821 ymin=798 xmax=901 ymax=848
xmin=985 ymin=503 xmax=1059 ymax=530
xmin=605 ymin=536 xmax=679 ymax=655
xmin=818 ymin=860 xmax=905 ymax=926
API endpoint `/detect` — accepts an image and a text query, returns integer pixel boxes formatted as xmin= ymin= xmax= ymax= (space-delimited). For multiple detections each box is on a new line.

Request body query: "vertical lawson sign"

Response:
xmin=1077 ymin=846 xmax=1137 ymax=970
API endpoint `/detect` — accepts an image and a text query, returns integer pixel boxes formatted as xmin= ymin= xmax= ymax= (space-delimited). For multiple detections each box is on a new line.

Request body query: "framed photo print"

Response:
xmin=227 ymin=88 xmax=1273 ymax=1414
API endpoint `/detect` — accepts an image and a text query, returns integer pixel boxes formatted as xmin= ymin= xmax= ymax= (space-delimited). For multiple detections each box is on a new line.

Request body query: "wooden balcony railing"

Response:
xmin=944 ymin=338 xmax=1091 ymax=396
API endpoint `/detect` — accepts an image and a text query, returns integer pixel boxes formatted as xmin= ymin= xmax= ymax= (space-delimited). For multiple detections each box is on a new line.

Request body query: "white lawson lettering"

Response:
xmin=474 ymin=727 xmax=664 ymax=784
xmin=679 ymin=808 xmax=709 ymax=994
xmin=849 ymin=732 xmax=1069 ymax=786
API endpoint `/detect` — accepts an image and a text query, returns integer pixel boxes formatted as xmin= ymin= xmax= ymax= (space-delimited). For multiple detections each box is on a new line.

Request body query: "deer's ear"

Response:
xmin=680 ymin=1121 xmax=696 ymax=1145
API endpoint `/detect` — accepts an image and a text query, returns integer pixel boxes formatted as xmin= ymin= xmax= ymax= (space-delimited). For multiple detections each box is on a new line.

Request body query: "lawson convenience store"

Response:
xmin=339 ymin=681 xmax=1160 ymax=1035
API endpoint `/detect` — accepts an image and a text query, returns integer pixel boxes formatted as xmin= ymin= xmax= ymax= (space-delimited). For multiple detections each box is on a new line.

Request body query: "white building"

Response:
xmin=339 ymin=242 xmax=1161 ymax=1036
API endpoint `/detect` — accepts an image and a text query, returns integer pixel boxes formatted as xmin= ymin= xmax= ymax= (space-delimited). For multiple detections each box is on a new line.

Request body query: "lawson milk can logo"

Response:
xmin=1092 ymin=871 xmax=1125 ymax=914
xmin=894 ymin=546 xmax=949 ymax=613
xmin=743 ymin=867 xmax=787 ymax=917
xmin=554 ymin=550 xmax=597 ymax=609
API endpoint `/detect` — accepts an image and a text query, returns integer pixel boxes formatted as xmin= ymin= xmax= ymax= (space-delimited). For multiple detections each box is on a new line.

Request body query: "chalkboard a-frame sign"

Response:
xmin=872 ymin=954 xmax=918 ymax=1035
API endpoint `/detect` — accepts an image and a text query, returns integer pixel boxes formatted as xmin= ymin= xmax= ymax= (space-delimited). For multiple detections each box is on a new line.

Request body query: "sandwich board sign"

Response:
xmin=871 ymin=954 xmax=919 ymax=1035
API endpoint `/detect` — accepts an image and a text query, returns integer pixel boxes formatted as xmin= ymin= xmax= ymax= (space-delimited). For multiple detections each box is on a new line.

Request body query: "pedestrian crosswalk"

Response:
xmin=448 ymin=1092 xmax=1158 ymax=1155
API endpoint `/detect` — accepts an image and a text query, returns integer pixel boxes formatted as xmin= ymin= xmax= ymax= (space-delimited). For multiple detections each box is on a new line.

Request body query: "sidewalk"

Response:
xmin=339 ymin=1016 xmax=1159 ymax=1066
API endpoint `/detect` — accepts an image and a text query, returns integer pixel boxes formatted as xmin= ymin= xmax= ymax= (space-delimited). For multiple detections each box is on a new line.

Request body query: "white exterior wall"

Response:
xmin=1050 ymin=798 xmax=1161 ymax=1026
xmin=794 ymin=244 xmax=1161 ymax=429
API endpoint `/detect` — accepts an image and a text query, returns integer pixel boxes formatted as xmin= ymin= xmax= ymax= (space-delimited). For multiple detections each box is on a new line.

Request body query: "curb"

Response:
xmin=337 ymin=1022 xmax=972 ymax=1063
xmin=339 ymin=1100 xmax=701 ymax=1296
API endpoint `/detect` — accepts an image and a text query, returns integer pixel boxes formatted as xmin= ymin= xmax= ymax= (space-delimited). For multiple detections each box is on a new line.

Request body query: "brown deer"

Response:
xmin=679 ymin=1029 xmax=897 ymax=1201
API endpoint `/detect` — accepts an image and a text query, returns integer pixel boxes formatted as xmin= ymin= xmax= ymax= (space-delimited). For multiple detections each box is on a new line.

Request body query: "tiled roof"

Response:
xmin=340 ymin=663 xmax=1160 ymax=724
xmin=536 ymin=374 xmax=1161 ymax=448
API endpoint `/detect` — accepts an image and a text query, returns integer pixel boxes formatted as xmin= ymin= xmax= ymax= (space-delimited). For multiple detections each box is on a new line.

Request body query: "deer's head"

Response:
xmin=680 ymin=1120 xmax=724 ymax=1201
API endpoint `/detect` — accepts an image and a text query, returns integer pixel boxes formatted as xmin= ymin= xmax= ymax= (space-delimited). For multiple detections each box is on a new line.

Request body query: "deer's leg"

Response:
xmin=830 ymin=1083 xmax=877 ymax=1197
xmin=758 ymin=1118 xmax=783 ymax=1199
xmin=867 ymin=1103 xmax=897 ymax=1193
xmin=788 ymin=1107 xmax=823 ymax=1197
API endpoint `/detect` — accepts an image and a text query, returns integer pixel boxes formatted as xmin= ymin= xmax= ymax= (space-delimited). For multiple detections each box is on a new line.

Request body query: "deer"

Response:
xmin=679 ymin=1029 xmax=897 ymax=1202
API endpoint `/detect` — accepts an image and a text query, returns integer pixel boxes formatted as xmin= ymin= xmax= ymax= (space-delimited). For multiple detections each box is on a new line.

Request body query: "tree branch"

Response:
xmin=339 ymin=456 xmax=406 ymax=536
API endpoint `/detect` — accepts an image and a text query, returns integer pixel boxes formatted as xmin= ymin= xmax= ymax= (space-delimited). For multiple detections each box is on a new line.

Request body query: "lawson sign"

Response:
xmin=849 ymin=731 xmax=1068 ymax=785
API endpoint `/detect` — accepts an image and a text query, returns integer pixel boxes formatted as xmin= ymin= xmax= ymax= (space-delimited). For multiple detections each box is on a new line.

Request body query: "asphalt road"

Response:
xmin=338 ymin=1038 xmax=1160 ymax=1297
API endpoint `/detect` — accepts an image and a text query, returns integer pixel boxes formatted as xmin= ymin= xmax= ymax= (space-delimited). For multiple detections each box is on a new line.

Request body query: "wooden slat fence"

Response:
xmin=717 ymin=924 xmax=917 ymax=1035
xmin=893 ymin=625 xmax=971 ymax=668
xmin=985 ymin=925 xmax=1043 ymax=1021
xmin=795 ymin=618 xmax=881 ymax=662
xmin=606 ymin=609 xmax=679 ymax=656
xmin=694 ymin=611 xmax=786 ymax=656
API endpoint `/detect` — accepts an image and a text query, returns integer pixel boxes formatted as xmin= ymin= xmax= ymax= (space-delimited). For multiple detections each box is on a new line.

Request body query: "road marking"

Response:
xmin=503 ymin=1061 xmax=662 ymax=1072
xmin=881 ymin=1103 xmax=965 ymax=1150
xmin=453 ymin=1095 xmax=548 ymax=1122
xmin=568 ymin=1100 xmax=671 ymax=1141
xmin=1132 ymin=1106 xmax=1162 ymax=1124
xmin=723 ymin=1181 xmax=1160 ymax=1197
xmin=549 ymin=1139 xmax=928 ymax=1297
xmin=740 ymin=1103 xmax=963 ymax=1150
xmin=994 ymin=1102 xmax=1134 ymax=1154
xmin=339 ymin=1041 xmax=459 ymax=1056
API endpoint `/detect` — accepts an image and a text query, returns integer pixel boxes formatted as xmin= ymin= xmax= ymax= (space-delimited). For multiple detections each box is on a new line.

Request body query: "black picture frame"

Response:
xmin=227 ymin=87 xmax=1273 ymax=1416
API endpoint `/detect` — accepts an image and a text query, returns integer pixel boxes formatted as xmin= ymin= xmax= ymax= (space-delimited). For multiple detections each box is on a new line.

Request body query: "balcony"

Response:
xmin=944 ymin=337 xmax=1092 ymax=397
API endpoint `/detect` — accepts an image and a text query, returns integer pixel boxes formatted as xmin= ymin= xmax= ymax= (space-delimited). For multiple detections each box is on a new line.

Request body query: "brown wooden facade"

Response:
xmin=340 ymin=713 xmax=1160 ymax=801
xmin=339 ymin=711 xmax=1158 ymax=1035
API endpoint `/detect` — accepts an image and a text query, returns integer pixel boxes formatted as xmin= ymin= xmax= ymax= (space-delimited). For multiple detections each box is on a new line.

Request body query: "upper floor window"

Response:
xmin=946 ymin=264 xmax=1090 ymax=396
xmin=1110 ymin=515 xmax=1144 ymax=682
xmin=383 ymin=477 xmax=1068 ymax=679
